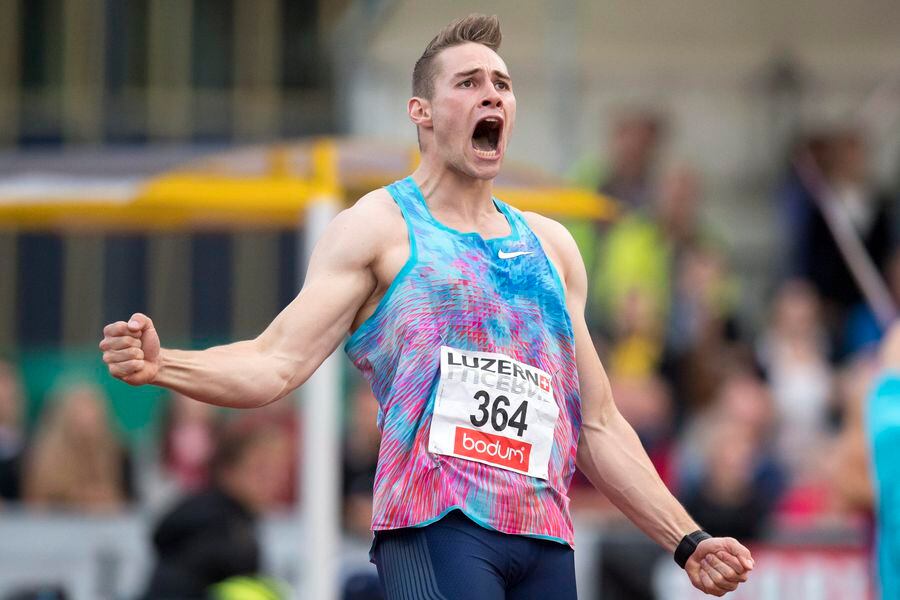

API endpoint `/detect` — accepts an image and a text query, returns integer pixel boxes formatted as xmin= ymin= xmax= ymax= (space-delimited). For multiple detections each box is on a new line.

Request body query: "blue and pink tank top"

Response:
xmin=345 ymin=176 xmax=582 ymax=546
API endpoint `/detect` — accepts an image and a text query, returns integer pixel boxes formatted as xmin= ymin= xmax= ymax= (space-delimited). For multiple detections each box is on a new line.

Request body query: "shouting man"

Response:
xmin=101 ymin=14 xmax=753 ymax=599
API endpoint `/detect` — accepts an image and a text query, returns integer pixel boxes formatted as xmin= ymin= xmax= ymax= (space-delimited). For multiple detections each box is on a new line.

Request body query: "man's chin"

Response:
xmin=467 ymin=155 xmax=504 ymax=180
xmin=443 ymin=151 xmax=504 ymax=181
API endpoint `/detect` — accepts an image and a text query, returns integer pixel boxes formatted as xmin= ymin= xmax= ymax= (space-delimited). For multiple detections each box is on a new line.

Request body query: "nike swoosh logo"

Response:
xmin=498 ymin=250 xmax=533 ymax=259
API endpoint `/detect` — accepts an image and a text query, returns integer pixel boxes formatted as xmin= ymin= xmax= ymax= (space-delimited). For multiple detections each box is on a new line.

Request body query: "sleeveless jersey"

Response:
xmin=345 ymin=176 xmax=582 ymax=546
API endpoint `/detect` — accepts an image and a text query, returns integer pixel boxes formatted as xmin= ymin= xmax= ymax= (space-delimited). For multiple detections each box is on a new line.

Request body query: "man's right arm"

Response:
xmin=100 ymin=192 xmax=390 ymax=408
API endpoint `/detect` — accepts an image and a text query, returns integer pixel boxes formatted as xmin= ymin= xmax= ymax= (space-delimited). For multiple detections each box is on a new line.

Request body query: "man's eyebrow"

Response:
xmin=453 ymin=68 xmax=481 ymax=79
xmin=453 ymin=68 xmax=512 ymax=81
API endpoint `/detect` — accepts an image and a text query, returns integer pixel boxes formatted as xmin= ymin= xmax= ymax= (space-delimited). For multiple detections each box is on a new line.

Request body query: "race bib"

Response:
xmin=428 ymin=346 xmax=560 ymax=480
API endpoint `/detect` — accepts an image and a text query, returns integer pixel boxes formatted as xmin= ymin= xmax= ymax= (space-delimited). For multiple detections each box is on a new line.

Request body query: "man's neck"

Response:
xmin=411 ymin=159 xmax=496 ymax=224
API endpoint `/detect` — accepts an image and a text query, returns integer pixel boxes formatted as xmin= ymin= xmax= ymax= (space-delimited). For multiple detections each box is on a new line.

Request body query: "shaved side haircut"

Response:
xmin=412 ymin=14 xmax=502 ymax=99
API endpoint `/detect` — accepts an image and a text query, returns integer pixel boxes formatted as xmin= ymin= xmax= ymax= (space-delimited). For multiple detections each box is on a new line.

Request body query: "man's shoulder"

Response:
xmin=517 ymin=210 xmax=587 ymax=290
xmin=303 ymin=187 xmax=404 ymax=272
xmin=520 ymin=210 xmax=579 ymax=255
xmin=351 ymin=188 xmax=400 ymax=214
xmin=355 ymin=187 xmax=396 ymax=210
xmin=326 ymin=188 xmax=403 ymax=236
xmin=341 ymin=188 xmax=403 ymax=228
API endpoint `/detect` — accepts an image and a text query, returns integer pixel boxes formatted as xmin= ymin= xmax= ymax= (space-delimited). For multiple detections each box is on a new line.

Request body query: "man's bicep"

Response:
xmin=257 ymin=207 xmax=379 ymax=379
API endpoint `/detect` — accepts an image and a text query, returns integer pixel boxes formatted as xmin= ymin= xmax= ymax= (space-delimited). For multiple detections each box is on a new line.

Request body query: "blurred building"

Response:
xmin=0 ymin=0 xmax=344 ymax=147
xmin=0 ymin=0 xmax=362 ymax=357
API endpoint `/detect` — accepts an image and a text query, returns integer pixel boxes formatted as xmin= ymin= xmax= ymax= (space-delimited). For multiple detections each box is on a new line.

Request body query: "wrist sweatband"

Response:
xmin=674 ymin=530 xmax=712 ymax=569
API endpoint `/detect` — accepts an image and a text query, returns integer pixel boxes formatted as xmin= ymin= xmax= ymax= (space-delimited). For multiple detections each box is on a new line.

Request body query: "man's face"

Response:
xmin=417 ymin=42 xmax=516 ymax=180
xmin=611 ymin=116 xmax=660 ymax=175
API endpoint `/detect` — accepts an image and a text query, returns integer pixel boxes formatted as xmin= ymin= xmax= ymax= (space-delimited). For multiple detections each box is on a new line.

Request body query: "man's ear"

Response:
xmin=408 ymin=97 xmax=432 ymax=129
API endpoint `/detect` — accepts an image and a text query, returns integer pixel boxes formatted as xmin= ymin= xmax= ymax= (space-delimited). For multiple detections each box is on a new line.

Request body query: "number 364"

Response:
xmin=469 ymin=390 xmax=528 ymax=437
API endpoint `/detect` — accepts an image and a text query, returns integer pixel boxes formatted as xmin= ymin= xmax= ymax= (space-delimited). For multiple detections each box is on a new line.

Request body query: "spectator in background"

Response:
xmin=829 ymin=355 xmax=878 ymax=515
xmin=594 ymin=165 xmax=709 ymax=348
xmin=844 ymin=246 xmax=900 ymax=356
xmin=0 ymin=361 xmax=26 ymax=506
xmin=253 ymin=400 xmax=300 ymax=509
xmin=570 ymin=110 xmax=667 ymax=213
xmin=606 ymin=287 xmax=665 ymax=379
xmin=600 ymin=111 xmax=666 ymax=211
xmin=567 ymin=111 xmax=667 ymax=320
xmin=141 ymin=417 xmax=292 ymax=600
xmin=662 ymin=243 xmax=744 ymax=421
xmin=23 ymin=382 xmax=133 ymax=512
xmin=161 ymin=393 xmax=220 ymax=493
xmin=774 ymin=352 xmax=880 ymax=527
xmin=680 ymin=419 xmax=773 ymax=541
xmin=144 ymin=392 xmax=222 ymax=512
xmin=786 ymin=128 xmax=895 ymax=346
xmin=590 ymin=162 xmax=745 ymax=425
xmin=780 ymin=132 xmax=833 ymax=278
xmin=656 ymin=164 xmax=704 ymax=250
xmin=666 ymin=242 xmax=740 ymax=356
xmin=756 ymin=280 xmax=833 ymax=476
xmin=677 ymin=370 xmax=785 ymax=535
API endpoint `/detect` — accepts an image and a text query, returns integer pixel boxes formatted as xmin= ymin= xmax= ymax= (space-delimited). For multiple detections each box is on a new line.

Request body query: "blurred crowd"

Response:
xmin=1 ymin=110 xmax=898 ymax=599
xmin=566 ymin=110 xmax=897 ymax=597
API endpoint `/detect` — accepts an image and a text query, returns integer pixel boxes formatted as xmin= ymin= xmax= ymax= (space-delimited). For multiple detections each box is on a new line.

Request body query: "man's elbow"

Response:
xmin=254 ymin=349 xmax=311 ymax=407
xmin=575 ymin=434 xmax=591 ymax=465
xmin=580 ymin=397 xmax=617 ymax=435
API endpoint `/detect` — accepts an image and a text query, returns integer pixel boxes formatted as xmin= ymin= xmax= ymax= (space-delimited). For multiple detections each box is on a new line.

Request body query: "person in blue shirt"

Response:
xmin=867 ymin=322 xmax=900 ymax=599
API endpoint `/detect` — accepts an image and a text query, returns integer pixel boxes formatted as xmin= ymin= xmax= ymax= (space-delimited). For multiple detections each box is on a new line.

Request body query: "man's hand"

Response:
xmin=685 ymin=537 xmax=754 ymax=596
xmin=100 ymin=312 xmax=161 ymax=386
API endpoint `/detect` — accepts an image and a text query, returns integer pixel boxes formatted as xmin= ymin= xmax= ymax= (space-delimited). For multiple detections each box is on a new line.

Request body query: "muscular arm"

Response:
xmin=101 ymin=192 xmax=391 ymax=408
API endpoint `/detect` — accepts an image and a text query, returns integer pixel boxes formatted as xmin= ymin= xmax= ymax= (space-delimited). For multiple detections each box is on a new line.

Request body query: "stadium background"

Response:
xmin=1 ymin=1 xmax=899 ymax=598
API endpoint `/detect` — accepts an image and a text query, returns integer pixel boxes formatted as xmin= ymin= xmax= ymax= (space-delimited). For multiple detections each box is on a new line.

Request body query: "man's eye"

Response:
xmin=496 ymin=81 xmax=509 ymax=90
xmin=459 ymin=80 xmax=473 ymax=88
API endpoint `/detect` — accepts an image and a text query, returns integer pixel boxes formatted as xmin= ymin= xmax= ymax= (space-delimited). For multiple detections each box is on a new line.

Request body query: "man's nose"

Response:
xmin=481 ymin=91 xmax=502 ymax=108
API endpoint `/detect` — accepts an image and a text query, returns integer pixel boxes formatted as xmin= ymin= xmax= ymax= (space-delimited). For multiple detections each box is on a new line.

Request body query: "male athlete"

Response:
xmin=101 ymin=14 xmax=753 ymax=598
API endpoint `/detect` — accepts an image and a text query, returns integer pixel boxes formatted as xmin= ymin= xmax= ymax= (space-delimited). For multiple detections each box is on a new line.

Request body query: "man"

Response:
xmin=867 ymin=322 xmax=900 ymax=599
xmin=569 ymin=110 xmax=665 ymax=213
xmin=142 ymin=418 xmax=291 ymax=599
xmin=101 ymin=14 xmax=752 ymax=598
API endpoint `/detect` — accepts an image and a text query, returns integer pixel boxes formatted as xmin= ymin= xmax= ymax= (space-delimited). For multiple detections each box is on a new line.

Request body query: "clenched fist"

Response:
xmin=99 ymin=313 xmax=161 ymax=386
xmin=685 ymin=537 xmax=754 ymax=596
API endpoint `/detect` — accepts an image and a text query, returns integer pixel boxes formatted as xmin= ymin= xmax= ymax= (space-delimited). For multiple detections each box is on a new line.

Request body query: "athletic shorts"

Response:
xmin=372 ymin=510 xmax=577 ymax=600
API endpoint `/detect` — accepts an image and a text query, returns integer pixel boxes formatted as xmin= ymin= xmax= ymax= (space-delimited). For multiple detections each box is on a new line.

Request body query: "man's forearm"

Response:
xmin=576 ymin=409 xmax=698 ymax=551
xmin=153 ymin=340 xmax=301 ymax=408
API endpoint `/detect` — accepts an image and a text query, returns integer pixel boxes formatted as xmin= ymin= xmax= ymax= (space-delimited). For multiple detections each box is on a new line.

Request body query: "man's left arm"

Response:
xmin=536 ymin=216 xmax=754 ymax=597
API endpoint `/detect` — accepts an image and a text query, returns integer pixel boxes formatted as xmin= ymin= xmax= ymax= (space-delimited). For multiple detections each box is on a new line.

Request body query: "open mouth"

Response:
xmin=471 ymin=117 xmax=503 ymax=159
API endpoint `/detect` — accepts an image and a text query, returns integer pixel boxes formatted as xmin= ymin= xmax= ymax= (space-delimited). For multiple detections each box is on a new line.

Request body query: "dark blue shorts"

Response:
xmin=372 ymin=510 xmax=577 ymax=600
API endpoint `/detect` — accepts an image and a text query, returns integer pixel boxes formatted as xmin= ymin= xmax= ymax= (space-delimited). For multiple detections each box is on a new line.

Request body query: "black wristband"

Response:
xmin=674 ymin=530 xmax=712 ymax=569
